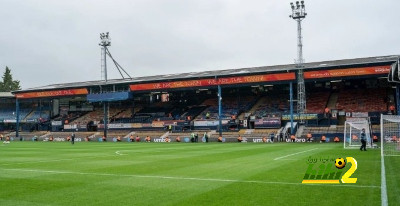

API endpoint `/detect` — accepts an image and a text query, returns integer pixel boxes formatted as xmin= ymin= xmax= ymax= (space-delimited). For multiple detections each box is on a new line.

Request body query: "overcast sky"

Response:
xmin=0 ymin=0 xmax=399 ymax=89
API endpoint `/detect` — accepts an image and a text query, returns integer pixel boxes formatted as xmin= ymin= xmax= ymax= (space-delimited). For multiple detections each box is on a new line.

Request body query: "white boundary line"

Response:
xmin=381 ymin=114 xmax=388 ymax=206
xmin=273 ymin=148 xmax=318 ymax=160
xmin=384 ymin=154 xmax=400 ymax=157
xmin=1 ymin=168 xmax=379 ymax=189
xmin=0 ymin=158 xmax=75 ymax=166
xmin=381 ymin=154 xmax=388 ymax=206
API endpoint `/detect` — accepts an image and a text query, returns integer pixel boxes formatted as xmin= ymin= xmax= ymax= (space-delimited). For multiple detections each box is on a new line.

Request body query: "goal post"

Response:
xmin=344 ymin=118 xmax=372 ymax=149
xmin=381 ymin=114 xmax=400 ymax=156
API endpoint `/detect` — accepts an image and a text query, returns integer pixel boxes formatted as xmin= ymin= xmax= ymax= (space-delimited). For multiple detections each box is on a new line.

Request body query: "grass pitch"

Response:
xmin=0 ymin=142 xmax=398 ymax=206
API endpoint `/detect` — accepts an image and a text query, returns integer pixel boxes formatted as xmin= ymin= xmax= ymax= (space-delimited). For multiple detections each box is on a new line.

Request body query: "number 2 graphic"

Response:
xmin=341 ymin=157 xmax=358 ymax=183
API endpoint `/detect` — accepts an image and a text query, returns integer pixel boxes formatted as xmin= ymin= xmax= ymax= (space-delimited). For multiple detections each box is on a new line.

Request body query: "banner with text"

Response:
xmin=130 ymin=73 xmax=295 ymax=91
xmin=281 ymin=114 xmax=318 ymax=120
xmin=16 ymin=88 xmax=88 ymax=99
xmin=304 ymin=65 xmax=391 ymax=79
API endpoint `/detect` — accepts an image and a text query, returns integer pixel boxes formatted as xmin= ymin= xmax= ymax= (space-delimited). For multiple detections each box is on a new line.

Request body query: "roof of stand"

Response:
xmin=13 ymin=55 xmax=400 ymax=93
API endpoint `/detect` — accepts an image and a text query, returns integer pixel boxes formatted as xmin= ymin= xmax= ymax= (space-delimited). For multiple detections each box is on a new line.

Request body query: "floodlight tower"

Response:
xmin=99 ymin=32 xmax=111 ymax=82
xmin=290 ymin=1 xmax=307 ymax=123
xmin=99 ymin=32 xmax=111 ymax=138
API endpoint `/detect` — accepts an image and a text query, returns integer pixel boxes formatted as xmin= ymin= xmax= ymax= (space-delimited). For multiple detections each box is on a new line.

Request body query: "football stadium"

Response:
xmin=1 ymin=54 xmax=400 ymax=205
xmin=1 ymin=2 xmax=400 ymax=206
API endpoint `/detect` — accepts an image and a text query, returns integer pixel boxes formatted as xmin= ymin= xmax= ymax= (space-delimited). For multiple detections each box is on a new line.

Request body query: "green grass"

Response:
xmin=0 ymin=142 xmax=397 ymax=206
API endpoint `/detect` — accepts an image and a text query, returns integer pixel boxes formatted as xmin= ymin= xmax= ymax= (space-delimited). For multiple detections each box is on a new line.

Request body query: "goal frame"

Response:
xmin=343 ymin=118 xmax=372 ymax=149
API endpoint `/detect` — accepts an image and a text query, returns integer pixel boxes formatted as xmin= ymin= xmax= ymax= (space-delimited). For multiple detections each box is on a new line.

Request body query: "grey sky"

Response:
xmin=0 ymin=0 xmax=399 ymax=89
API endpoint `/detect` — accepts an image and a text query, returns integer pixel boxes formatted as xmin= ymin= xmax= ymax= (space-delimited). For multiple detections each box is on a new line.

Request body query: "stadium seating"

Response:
xmin=335 ymin=88 xmax=387 ymax=112
xmin=248 ymin=95 xmax=292 ymax=118
xmin=196 ymin=96 xmax=257 ymax=120
xmin=306 ymin=92 xmax=330 ymax=114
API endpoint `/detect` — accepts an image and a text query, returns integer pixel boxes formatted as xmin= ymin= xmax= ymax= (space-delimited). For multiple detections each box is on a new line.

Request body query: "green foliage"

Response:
xmin=0 ymin=66 xmax=21 ymax=92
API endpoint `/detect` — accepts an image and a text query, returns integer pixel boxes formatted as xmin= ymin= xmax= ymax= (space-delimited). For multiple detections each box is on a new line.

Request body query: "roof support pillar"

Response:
xmin=16 ymin=98 xmax=20 ymax=138
xmin=290 ymin=82 xmax=294 ymax=134
xmin=218 ymin=85 xmax=222 ymax=137
xmin=103 ymin=102 xmax=108 ymax=138
xmin=396 ymin=85 xmax=400 ymax=114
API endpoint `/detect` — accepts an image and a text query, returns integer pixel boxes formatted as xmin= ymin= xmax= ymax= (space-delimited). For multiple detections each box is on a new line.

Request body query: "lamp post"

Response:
xmin=290 ymin=1 xmax=307 ymax=124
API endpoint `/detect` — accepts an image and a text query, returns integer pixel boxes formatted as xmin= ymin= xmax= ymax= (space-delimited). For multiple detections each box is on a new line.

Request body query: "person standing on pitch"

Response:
xmin=360 ymin=128 xmax=367 ymax=151
xmin=203 ymin=132 xmax=208 ymax=143
xmin=71 ymin=130 xmax=76 ymax=145
xmin=269 ymin=132 xmax=274 ymax=143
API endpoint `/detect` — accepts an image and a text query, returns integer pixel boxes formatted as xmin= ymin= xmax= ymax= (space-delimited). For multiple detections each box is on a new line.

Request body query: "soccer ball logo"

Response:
xmin=335 ymin=158 xmax=346 ymax=169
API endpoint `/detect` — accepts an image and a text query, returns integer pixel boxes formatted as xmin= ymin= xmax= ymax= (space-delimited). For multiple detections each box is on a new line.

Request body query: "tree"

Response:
xmin=0 ymin=66 xmax=21 ymax=92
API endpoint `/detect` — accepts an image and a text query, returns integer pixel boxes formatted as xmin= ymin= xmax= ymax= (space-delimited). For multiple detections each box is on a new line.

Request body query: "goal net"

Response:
xmin=381 ymin=114 xmax=400 ymax=156
xmin=344 ymin=118 xmax=372 ymax=149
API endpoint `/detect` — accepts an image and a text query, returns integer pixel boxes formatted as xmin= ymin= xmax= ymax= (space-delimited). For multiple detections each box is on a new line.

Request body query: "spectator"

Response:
xmin=306 ymin=132 xmax=312 ymax=142
xmin=49 ymin=136 xmax=54 ymax=142
xmin=320 ymin=135 xmax=326 ymax=143
xmin=218 ymin=136 xmax=223 ymax=142
xmin=290 ymin=134 xmax=296 ymax=142
xmin=237 ymin=135 xmax=243 ymax=142
xmin=117 ymin=136 xmax=121 ymax=142
xmin=136 ymin=136 xmax=141 ymax=142
xmin=352 ymin=134 xmax=358 ymax=142
xmin=145 ymin=136 xmax=151 ymax=142
xmin=373 ymin=135 xmax=378 ymax=143
xmin=130 ymin=135 xmax=135 ymax=142
xmin=102 ymin=136 xmax=106 ymax=142
xmin=390 ymin=105 xmax=396 ymax=115
xmin=324 ymin=107 xmax=330 ymax=118
xmin=392 ymin=135 xmax=397 ymax=142
xmin=176 ymin=136 xmax=181 ymax=142
xmin=262 ymin=136 xmax=267 ymax=143
xmin=334 ymin=136 xmax=340 ymax=143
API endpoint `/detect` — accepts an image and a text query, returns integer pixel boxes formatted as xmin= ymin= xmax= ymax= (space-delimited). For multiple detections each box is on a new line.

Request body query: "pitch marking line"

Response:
xmin=115 ymin=151 xmax=127 ymax=156
xmin=1 ymin=168 xmax=379 ymax=189
xmin=274 ymin=148 xmax=318 ymax=160
xmin=0 ymin=154 xmax=120 ymax=166
xmin=381 ymin=153 xmax=388 ymax=206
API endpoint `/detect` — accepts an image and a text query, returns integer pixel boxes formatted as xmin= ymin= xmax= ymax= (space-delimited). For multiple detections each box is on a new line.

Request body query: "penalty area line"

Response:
xmin=0 ymin=168 xmax=379 ymax=189
xmin=274 ymin=148 xmax=318 ymax=161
